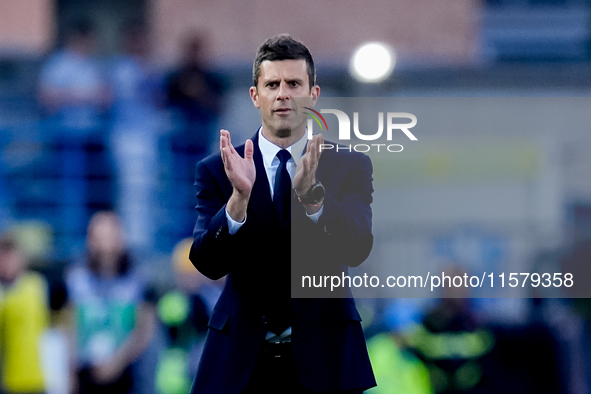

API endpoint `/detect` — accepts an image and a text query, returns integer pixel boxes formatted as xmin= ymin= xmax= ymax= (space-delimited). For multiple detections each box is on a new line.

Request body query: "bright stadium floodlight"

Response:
xmin=350 ymin=42 xmax=396 ymax=83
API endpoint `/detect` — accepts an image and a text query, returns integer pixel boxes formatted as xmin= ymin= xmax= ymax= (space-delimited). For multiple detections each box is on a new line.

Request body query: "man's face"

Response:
xmin=250 ymin=59 xmax=319 ymax=140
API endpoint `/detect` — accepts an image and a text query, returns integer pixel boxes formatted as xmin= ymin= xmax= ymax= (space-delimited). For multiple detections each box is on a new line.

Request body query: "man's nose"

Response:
xmin=276 ymin=81 xmax=290 ymax=100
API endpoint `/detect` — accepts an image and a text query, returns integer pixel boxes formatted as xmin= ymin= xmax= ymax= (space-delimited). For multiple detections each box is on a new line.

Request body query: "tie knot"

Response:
xmin=276 ymin=149 xmax=291 ymax=163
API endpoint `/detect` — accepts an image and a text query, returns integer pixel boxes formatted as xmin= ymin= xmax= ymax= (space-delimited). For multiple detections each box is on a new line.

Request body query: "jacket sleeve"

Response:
xmin=189 ymin=159 xmax=243 ymax=280
xmin=295 ymin=153 xmax=374 ymax=268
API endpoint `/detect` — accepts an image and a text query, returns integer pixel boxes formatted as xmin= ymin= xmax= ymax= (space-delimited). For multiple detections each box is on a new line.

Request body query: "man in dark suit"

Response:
xmin=189 ymin=34 xmax=375 ymax=393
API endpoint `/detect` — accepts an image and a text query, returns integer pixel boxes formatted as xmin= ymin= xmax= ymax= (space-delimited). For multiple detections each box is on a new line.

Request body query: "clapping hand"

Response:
xmin=220 ymin=129 xmax=255 ymax=222
xmin=293 ymin=133 xmax=324 ymax=196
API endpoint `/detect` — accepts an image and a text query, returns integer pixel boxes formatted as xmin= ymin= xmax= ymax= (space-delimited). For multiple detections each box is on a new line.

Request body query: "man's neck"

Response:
xmin=261 ymin=126 xmax=306 ymax=149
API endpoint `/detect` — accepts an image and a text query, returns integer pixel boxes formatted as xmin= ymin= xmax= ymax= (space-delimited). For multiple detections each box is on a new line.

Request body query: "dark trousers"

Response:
xmin=242 ymin=342 xmax=363 ymax=394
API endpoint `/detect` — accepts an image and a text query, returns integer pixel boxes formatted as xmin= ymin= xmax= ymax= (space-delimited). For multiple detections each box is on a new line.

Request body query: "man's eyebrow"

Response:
xmin=263 ymin=77 xmax=304 ymax=84
xmin=286 ymin=78 xmax=304 ymax=84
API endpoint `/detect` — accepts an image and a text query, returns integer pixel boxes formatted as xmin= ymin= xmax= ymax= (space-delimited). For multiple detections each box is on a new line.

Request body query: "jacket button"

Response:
xmin=261 ymin=316 xmax=267 ymax=324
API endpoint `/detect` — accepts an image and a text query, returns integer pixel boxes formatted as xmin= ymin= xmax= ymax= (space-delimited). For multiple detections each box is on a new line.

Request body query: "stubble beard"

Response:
xmin=264 ymin=112 xmax=307 ymax=142
xmin=275 ymin=126 xmax=292 ymax=139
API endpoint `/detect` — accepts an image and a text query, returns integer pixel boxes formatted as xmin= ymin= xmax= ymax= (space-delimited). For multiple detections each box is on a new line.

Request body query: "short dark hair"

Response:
xmin=252 ymin=34 xmax=316 ymax=89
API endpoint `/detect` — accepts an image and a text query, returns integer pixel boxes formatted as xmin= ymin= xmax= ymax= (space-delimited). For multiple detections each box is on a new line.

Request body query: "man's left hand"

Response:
xmin=294 ymin=133 xmax=324 ymax=196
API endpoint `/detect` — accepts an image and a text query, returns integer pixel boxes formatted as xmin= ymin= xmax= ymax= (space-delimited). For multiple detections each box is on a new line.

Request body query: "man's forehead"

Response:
xmin=259 ymin=59 xmax=308 ymax=80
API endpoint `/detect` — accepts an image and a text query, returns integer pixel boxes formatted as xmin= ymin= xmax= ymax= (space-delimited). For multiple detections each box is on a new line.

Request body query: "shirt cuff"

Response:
xmin=306 ymin=205 xmax=324 ymax=223
xmin=226 ymin=208 xmax=246 ymax=235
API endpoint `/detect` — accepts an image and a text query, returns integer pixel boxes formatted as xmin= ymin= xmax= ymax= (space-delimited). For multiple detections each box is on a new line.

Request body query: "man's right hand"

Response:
xmin=220 ymin=129 xmax=255 ymax=222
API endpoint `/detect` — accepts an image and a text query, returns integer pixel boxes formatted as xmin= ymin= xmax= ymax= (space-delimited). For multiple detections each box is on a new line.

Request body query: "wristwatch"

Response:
xmin=297 ymin=181 xmax=325 ymax=205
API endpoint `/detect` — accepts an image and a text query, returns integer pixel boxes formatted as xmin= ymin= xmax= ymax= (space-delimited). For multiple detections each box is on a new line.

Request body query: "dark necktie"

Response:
xmin=273 ymin=149 xmax=292 ymax=227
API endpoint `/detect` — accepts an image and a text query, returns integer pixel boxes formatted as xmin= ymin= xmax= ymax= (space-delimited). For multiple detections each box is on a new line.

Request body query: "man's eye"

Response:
xmin=268 ymin=82 xmax=277 ymax=88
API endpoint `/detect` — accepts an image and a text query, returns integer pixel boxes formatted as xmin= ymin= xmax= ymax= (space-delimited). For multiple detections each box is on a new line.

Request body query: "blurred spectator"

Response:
xmin=366 ymin=299 xmax=433 ymax=394
xmin=412 ymin=297 xmax=494 ymax=393
xmin=65 ymin=211 xmax=156 ymax=394
xmin=170 ymin=238 xmax=223 ymax=316
xmin=109 ymin=21 xmax=164 ymax=253
xmin=38 ymin=20 xmax=112 ymax=254
xmin=168 ymin=37 xmax=223 ymax=188
xmin=166 ymin=33 xmax=224 ymax=159
xmin=155 ymin=238 xmax=222 ymax=394
xmin=0 ymin=233 xmax=50 ymax=394
xmin=408 ymin=267 xmax=494 ymax=394
xmin=164 ymin=33 xmax=226 ymax=244
xmin=38 ymin=20 xmax=110 ymax=134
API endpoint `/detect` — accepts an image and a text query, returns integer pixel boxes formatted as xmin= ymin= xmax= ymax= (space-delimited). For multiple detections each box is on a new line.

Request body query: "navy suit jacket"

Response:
xmin=189 ymin=131 xmax=376 ymax=393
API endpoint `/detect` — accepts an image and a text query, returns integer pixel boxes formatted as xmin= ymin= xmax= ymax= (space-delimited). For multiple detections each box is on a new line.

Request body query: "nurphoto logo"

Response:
xmin=305 ymin=109 xmax=418 ymax=153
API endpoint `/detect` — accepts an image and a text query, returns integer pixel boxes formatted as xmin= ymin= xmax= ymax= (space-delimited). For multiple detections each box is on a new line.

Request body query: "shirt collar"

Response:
xmin=258 ymin=127 xmax=308 ymax=168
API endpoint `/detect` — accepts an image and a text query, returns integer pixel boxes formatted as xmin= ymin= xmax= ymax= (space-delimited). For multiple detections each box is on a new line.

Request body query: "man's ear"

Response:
xmin=310 ymin=85 xmax=320 ymax=106
xmin=249 ymin=86 xmax=260 ymax=108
